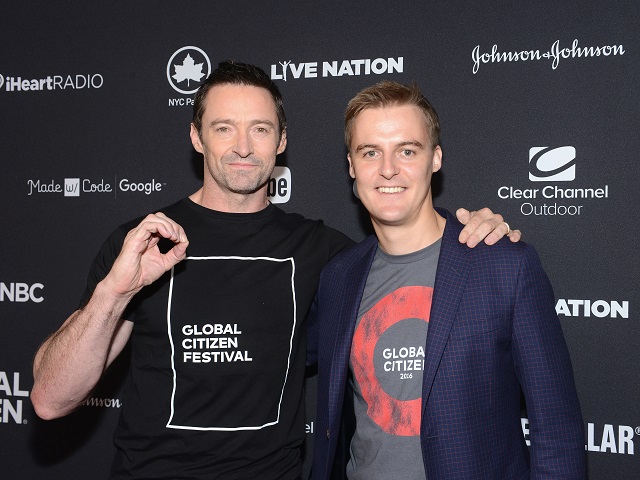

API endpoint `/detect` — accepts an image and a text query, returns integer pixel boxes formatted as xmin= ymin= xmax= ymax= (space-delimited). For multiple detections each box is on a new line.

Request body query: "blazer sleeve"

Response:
xmin=511 ymin=244 xmax=586 ymax=479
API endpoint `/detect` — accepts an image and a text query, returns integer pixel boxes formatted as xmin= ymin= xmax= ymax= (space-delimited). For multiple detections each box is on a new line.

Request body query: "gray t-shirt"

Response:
xmin=347 ymin=239 xmax=441 ymax=480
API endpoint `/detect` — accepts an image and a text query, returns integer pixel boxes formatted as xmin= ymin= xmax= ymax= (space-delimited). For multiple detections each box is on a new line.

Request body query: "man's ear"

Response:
xmin=432 ymin=145 xmax=443 ymax=173
xmin=190 ymin=124 xmax=204 ymax=154
xmin=348 ymin=153 xmax=356 ymax=179
xmin=277 ymin=129 xmax=287 ymax=154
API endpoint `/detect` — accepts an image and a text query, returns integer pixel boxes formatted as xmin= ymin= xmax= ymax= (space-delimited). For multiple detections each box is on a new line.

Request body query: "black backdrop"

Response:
xmin=1 ymin=1 xmax=638 ymax=478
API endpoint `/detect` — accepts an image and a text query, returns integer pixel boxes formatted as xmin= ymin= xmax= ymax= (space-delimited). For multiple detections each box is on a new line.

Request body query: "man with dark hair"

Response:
xmin=31 ymin=63 xmax=518 ymax=479
xmin=192 ymin=61 xmax=287 ymax=141
xmin=309 ymin=81 xmax=585 ymax=479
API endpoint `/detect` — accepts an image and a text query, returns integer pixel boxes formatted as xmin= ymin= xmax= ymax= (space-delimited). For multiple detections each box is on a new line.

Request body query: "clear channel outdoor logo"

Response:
xmin=497 ymin=146 xmax=609 ymax=217
xmin=167 ymin=46 xmax=211 ymax=95
xmin=529 ymin=146 xmax=575 ymax=181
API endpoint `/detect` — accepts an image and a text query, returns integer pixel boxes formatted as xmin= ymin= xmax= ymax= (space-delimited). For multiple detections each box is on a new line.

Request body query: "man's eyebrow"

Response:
xmin=354 ymin=143 xmax=379 ymax=153
xmin=250 ymin=119 xmax=276 ymax=128
xmin=209 ymin=119 xmax=276 ymax=127
xmin=397 ymin=140 xmax=425 ymax=149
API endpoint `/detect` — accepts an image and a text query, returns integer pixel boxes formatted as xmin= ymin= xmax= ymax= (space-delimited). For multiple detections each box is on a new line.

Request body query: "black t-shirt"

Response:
xmin=81 ymin=199 xmax=353 ymax=480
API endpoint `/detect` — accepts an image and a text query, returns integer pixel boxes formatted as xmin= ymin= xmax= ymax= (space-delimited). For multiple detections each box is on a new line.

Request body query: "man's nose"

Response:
xmin=233 ymin=130 xmax=254 ymax=158
xmin=379 ymin=153 xmax=399 ymax=179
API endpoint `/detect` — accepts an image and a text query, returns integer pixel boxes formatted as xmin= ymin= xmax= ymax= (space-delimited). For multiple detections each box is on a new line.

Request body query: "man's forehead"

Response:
xmin=355 ymin=103 xmax=422 ymax=119
xmin=352 ymin=104 xmax=429 ymax=138
xmin=204 ymin=83 xmax=276 ymax=110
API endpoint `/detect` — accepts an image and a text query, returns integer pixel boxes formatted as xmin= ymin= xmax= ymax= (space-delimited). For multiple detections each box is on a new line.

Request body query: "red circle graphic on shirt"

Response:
xmin=351 ymin=285 xmax=432 ymax=436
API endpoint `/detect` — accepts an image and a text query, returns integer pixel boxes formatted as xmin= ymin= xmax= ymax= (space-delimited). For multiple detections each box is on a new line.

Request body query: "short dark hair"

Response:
xmin=192 ymin=61 xmax=286 ymax=140
xmin=344 ymin=81 xmax=440 ymax=150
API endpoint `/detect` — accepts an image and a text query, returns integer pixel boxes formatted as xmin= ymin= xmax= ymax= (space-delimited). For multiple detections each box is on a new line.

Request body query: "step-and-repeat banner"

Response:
xmin=1 ymin=2 xmax=638 ymax=478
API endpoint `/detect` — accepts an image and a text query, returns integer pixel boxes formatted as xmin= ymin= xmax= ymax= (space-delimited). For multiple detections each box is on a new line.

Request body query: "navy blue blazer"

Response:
xmin=308 ymin=209 xmax=585 ymax=479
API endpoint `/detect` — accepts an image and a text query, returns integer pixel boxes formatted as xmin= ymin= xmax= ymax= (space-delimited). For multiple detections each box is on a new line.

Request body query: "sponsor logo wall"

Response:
xmin=1 ymin=2 xmax=638 ymax=479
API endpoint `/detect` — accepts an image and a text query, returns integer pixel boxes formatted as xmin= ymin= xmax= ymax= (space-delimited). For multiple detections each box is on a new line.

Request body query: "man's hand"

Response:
xmin=456 ymin=208 xmax=521 ymax=248
xmin=103 ymin=212 xmax=189 ymax=298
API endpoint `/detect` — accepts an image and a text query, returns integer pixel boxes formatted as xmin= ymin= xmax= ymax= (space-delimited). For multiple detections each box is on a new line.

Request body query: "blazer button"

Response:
xmin=326 ymin=429 xmax=330 ymax=439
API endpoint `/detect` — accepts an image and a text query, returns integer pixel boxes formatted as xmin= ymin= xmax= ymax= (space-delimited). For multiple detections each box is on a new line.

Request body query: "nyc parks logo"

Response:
xmin=166 ymin=46 xmax=211 ymax=95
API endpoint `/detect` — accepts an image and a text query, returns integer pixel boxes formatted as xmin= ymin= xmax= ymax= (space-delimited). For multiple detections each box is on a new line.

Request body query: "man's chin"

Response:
xmin=228 ymin=180 xmax=269 ymax=196
xmin=370 ymin=215 xmax=406 ymax=228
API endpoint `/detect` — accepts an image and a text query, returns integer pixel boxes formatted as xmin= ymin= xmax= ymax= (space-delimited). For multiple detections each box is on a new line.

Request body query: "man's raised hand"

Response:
xmin=103 ymin=212 xmax=189 ymax=298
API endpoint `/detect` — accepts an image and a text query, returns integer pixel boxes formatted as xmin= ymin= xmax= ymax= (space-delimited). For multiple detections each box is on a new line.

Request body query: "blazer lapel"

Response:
xmin=422 ymin=211 xmax=471 ymax=412
xmin=327 ymin=235 xmax=378 ymax=427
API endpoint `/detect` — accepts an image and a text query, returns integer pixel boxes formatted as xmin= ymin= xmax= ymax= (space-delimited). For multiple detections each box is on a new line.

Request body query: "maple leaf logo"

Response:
xmin=172 ymin=54 xmax=205 ymax=86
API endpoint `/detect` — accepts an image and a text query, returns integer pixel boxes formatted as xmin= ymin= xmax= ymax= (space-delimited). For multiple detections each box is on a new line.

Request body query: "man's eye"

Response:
xmin=402 ymin=149 xmax=414 ymax=156
xmin=364 ymin=151 xmax=376 ymax=157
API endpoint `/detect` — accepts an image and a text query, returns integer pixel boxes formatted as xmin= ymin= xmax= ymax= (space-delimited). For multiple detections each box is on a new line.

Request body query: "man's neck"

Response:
xmin=189 ymin=187 xmax=269 ymax=214
xmin=373 ymin=209 xmax=446 ymax=256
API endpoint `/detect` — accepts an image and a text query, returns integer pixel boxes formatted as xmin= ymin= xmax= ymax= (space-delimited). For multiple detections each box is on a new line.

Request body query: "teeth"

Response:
xmin=377 ymin=187 xmax=405 ymax=193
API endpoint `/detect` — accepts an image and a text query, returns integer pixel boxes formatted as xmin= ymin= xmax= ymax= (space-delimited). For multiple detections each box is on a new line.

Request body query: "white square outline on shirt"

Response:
xmin=165 ymin=255 xmax=297 ymax=431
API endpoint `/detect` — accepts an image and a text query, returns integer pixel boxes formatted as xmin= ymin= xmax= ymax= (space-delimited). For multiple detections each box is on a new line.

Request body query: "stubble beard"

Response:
xmin=208 ymin=153 xmax=273 ymax=195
